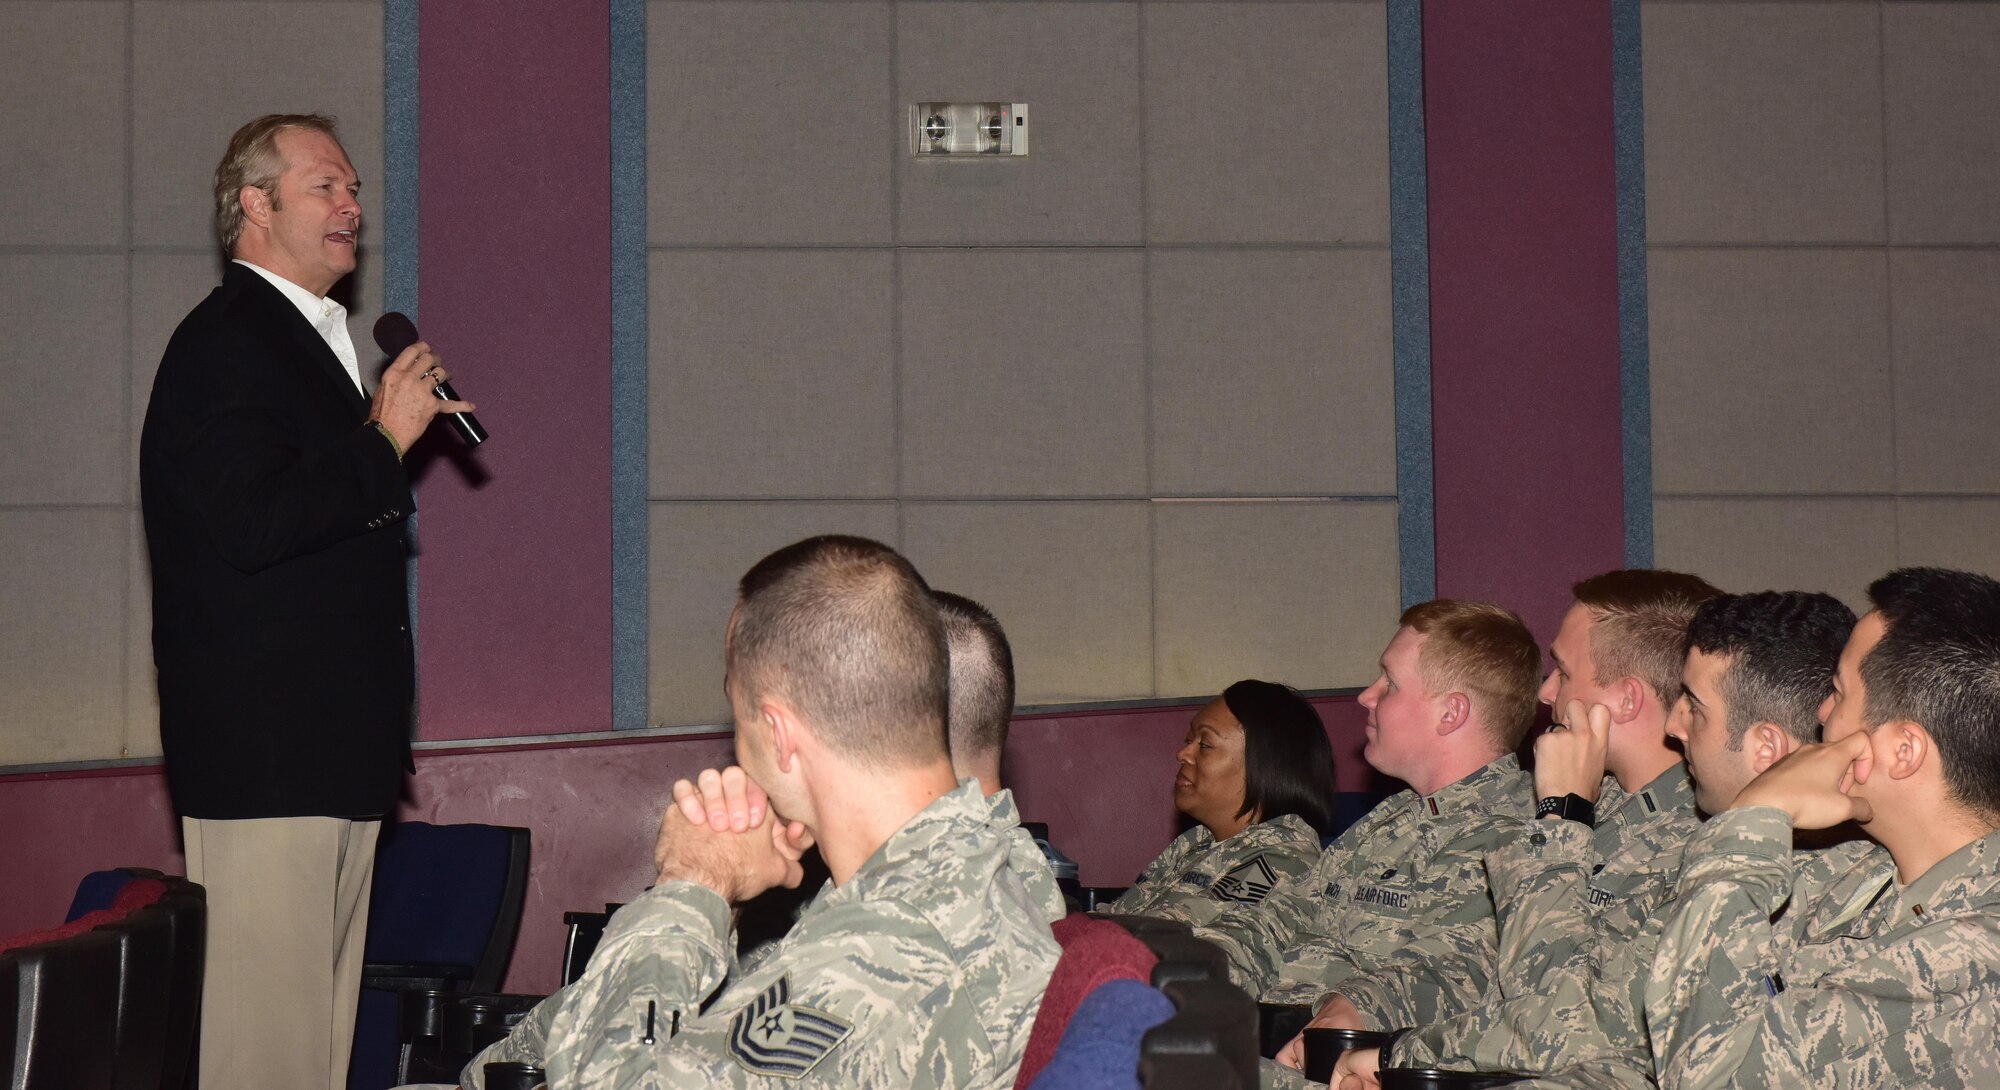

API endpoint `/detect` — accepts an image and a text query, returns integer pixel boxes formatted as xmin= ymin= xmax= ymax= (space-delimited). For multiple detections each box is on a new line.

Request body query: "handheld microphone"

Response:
xmin=372 ymin=311 xmax=489 ymax=447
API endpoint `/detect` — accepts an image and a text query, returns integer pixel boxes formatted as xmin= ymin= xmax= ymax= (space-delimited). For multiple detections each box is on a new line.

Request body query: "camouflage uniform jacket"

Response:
xmin=1103 ymin=813 xmax=1322 ymax=925
xmin=1646 ymin=808 xmax=2000 ymax=1090
xmin=1194 ymin=755 xmax=1535 ymax=1013
xmin=733 ymin=786 xmax=1067 ymax=978
xmin=463 ymin=781 xmax=1061 ymax=1090
xmin=1374 ymin=764 xmax=1700 ymax=1084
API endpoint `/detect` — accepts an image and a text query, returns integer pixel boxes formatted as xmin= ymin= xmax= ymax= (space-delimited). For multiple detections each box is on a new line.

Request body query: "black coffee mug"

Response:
xmin=1302 ymin=1028 xmax=1392 ymax=1082
xmin=483 ymin=1061 xmax=547 ymax=1090
xmin=1379 ymin=1067 xmax=1530 ymax=1090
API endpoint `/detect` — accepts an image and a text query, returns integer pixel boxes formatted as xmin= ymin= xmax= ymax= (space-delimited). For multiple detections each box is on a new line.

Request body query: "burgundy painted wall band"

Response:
xmin=1423 ymin=0 xmax=1628 ymax=641
xmin=414 ymin=0 xmax=616 ymax=738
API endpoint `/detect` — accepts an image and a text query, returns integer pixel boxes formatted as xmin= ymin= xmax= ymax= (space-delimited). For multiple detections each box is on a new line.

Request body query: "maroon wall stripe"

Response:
xmin=415 ymin=0 xmax=614 ymax=738
xmin=1423 ymin=0 xmax=1627 ymax=641
xmin=0 ymin=697 xmax=1374 ymax=991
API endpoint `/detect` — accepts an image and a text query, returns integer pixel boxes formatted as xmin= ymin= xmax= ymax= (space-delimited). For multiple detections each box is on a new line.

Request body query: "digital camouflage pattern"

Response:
xmin=1372 ymin=765 xmax=1700 ymax=1086
xmin=1104 ymin=812 xmax=1322 ymax=926
xmin=1193 ymin=755 xmax=1535 ymax=1018
xmin=1646 ymin=807 xmax=2000 ymax=1090
xmin=461 ymin=782 xmax=1059 ymax=1089
xmin=730 ymin=786 xmax=1066 ymax=980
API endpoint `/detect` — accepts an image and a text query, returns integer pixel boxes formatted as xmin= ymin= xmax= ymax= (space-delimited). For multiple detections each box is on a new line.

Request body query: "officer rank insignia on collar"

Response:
xmin=727 ymin=975 xmax=853 ymax=1079
xmin=1210 ymin=854 xmax=1280 ymax=903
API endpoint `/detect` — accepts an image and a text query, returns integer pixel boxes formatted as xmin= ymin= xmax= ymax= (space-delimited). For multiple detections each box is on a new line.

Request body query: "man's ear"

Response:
xmin=238 ymin=186 xmax=272 ymax=231
xmin=1746 ymin=722 xmax=1792 ymax=775
xmin=1610 ymin=677 xmax=1645 ymax=725
xmin=764 ymin=700 xmax=804 ymax=774
xmin=1879 ymin=720 xmax=1931 ymax=782
xmin=1436 ymin=691 xmax=1471 ymax=736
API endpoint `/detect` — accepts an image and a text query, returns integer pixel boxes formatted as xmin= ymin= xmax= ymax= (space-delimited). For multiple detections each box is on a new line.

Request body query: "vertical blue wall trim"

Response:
xmin=610 ymin=0 xmax=650 ymax=728
xmin=384 ymin=0 xmax=422 ymax=686
xmin=1388 ymin=0 xmax=1437 ymax=610
xmin=1612 ymin=0 xmax=1654 ymax=568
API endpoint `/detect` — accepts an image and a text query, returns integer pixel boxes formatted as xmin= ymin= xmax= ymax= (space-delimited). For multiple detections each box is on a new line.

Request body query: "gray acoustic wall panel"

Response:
xmin=0 ymin=3 xmax=129 ymax=247
xmin=1654 ymin=497 xmax=1898 ymax=612
xmin=1884 ymin=4 xmax=2000 ymax=244
xmin=1144 ymin=3 xmax=1388 ymax=244
xmin=1647 ymin=1 xmax=2000 ymax=605
xmin=649 ymin=501 xmax=901 ymax=726
xmin=1149 ymin=250 xmax=1394 ymax=497
xmin=650 ymin=250 xmax=897 ymax=498
xmin=649 ymin=1 xmax=892 ymax=246
xmin=903 ymin=502 xmax=1153 ymax=704
xmin=1897 ymin=499 xmax=2000 ymax=579
xmin=1154 ymin=501 xmax=1399 ymax=698
xmin=0 ymin=510 xmax=130 ymax=765
xmin=131 ymin=1 xmax=384 ymax=250
xmin=896 ymin=3 xmax=1142 ymax=245
xmin=1648 ymin=249 xmax=1892 ymax=495
xmin=900 ymin=249 xmax=1147 ymax=497
xmin=1889 ymin=251 xmax=2000 ymax=494
xmin=644 ymin=0 xmax=1401 ymax=725
xmin=1641 ymin=3 xmax=1885 ymax=244
xmin=0 ymin=255 xmax=131 ymax=507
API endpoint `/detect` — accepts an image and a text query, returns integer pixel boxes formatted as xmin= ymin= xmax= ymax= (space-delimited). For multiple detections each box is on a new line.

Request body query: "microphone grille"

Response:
xmin=372 ymin=311 xmax=420 ymax=356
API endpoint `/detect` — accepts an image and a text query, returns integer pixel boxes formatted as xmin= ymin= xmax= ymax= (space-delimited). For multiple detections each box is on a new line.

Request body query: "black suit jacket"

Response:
xmin=140 ymin=262 xmax=416 ymax=819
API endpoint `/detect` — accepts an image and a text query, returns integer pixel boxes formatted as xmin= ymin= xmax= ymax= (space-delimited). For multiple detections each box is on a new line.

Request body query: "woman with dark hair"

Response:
xmin=1104 ymin=680 xmax=1338 ymax=923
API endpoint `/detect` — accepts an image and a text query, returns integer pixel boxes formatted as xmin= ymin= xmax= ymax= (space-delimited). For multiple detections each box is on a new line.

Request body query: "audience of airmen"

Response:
xmin=448 ymin=546 xmax=2000 ymax=1090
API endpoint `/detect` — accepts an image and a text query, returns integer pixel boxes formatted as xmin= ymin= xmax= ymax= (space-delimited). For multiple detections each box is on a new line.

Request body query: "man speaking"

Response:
xmin=139 ymin=113 xmax=471 ymax=1090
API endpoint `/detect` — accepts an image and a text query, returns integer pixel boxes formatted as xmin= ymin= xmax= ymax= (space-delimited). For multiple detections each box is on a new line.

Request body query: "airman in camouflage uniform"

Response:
xmin=1647 ymin=810 xmax=2000 ymax=1090
xmin=1646 ymin=569 xmax=2000 ymax=1090
xmin=1224 ymin=754 xmax=1535 ymax=1012
xmin=467 ymin=780 xmax=1057 ymax=1090
xmin=1283 ymin=572 xmax=1723 ymax=1088
xmin=1105 ymin=811 xmax=1322 ymax=926
xmin=465 ymin=535 xmax=1061 ymax=1089
xmin=1364 ymin=766 xmax=1699 ymax=1087
xmin=1202 ymin=600 xmax=1545 ymax=1021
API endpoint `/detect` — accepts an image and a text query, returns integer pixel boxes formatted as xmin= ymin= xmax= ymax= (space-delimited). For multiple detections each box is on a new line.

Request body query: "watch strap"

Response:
xmin=1535 ymin=793 xmax=1596 ymax=828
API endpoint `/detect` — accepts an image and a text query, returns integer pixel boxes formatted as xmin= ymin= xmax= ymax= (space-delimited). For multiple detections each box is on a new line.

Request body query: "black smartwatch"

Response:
xmin=1536 ymin=793 xmax=1597 ymax=828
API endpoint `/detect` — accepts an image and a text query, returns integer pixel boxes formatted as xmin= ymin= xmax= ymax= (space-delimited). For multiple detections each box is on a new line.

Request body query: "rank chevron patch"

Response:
xmin=1209 ymin=853 xmax=1280 ymax=903
xmin=727 ymin=975 xmax=854 ymax=1079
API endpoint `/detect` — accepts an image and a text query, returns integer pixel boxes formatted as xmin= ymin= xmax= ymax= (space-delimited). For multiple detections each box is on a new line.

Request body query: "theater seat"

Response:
xmin=1014 ymin=915 xmax=1159 ymax=1088
xmin=349 ymin=822 xmax=530 ymax=1090
xmin=37 ymin=868 xmax=205 ymax=1090
xmin=1027 ymin=979 xmax=1176 ymax=1090
xmin=1101 ymin=917 xmax=1260 ymax=1090
xmin=1 ymin=928 xmax=124 ymax=1090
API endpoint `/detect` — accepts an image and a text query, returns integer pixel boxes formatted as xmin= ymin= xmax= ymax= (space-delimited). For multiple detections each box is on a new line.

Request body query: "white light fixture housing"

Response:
xmin=910 ymin=102 xmax=1029 ymax=157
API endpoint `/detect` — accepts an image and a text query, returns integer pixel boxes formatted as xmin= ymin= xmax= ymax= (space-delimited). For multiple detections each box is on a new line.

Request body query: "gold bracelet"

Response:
xmin=369 ymin=420 xmax=404 ymax=462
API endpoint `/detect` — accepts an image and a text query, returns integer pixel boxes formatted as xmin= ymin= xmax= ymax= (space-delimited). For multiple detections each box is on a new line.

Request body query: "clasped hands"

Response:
xmin=652 ymin=766 xmax=814 ymax=905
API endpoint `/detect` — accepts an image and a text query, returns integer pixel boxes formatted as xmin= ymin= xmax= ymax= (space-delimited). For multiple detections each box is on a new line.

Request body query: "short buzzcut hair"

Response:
xmin=730 ymin=535 xmax=949 ymax=768
xmin=213 ymin=113 xmax=341 ymax=255
xmin=1398 ymin=599 xmax=1543 ymax=750
xmin=1226 ymin=680 xmax=1339 ymax=837
xmin=1573 ymin=569 xmax=1724 ymax=709
xmin=1685 ymin=591 xmax=1856 ymax=747
xmin=932 ymin=590 xmax=1015 ymax=763
xmin=1863 ymin=568 xmax=2000 ymax=819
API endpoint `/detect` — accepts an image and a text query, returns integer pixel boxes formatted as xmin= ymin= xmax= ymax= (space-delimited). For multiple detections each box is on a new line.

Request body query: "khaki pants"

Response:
xmin=183 ymin=816 xmax=381 ymax=1090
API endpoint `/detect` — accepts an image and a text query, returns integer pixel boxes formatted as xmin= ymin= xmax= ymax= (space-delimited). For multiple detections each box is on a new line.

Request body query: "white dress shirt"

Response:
xmin=233 ymin=260 xmax=365 ymax=397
